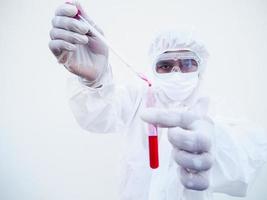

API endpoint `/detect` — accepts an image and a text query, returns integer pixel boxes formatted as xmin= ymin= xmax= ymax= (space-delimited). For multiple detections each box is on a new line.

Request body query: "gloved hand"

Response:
xmin=141 ymin=108 xmax=214 ymax=191
xmin=49 ymin=1 xmax=108 ymax=83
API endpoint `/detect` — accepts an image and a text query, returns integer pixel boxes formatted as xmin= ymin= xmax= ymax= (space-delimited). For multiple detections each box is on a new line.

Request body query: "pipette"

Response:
xmin=73 ymin=8 xmax=152 ymax=86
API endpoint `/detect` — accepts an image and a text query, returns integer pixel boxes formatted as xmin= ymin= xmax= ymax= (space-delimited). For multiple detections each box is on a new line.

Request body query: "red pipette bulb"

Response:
xmin=65 ymin=1 xmax=81 ymax=19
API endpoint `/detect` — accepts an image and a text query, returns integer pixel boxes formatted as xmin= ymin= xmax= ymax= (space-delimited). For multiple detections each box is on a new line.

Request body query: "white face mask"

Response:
xmin=153 ymin=72 xmax=199 ymax=102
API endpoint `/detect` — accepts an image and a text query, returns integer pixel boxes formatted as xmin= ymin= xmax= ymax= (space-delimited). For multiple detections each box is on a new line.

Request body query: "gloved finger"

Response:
xmin=140 ymin=108 xmax=201 ymax=128
xmin=87 ymin=36 xmax=108 ymax=55
xmin=55 ymin=3 xmax=78 ymax=17
xmin=52 ymin=16 xmax=89 ymax=35
xmin=172 ymin=149 xmax=212 ymax=171
xmin=75 ymin=1 xmax=104 ymax=36
xmin=49 ymin=39 xmax=76 ymax=57
xmin=168 ymin=127 xmax=211 ymax=153
xmin=50 ymin=28 xmax=88 ymax=45
xmin=179 ymin=167 xmax=210 ymax=191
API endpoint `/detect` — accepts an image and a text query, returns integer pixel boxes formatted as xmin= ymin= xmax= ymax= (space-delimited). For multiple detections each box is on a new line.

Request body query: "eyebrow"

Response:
xmin=156 ymin=60 xmax=175 ymax=64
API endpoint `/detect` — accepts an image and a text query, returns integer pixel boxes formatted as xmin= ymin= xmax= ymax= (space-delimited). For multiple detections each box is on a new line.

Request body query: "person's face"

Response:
xmin=155 ymin=50 xmax=198 ymax=74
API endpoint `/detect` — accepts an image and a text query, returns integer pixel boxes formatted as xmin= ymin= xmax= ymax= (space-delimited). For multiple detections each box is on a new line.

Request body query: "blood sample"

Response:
xmin=148 ymin=130 xmax=159 ymax=168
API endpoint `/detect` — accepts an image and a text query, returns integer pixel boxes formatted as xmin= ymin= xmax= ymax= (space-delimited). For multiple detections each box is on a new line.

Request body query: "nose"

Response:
xmin=171 ymin=65 xmax=181 ymax=72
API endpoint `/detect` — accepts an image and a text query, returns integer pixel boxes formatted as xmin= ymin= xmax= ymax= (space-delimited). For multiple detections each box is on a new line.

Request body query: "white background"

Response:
xmin=1 ymin=0 xmax=267 ymax=199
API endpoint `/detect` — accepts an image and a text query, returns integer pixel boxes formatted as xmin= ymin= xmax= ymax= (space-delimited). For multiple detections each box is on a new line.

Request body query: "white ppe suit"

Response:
xmin=66 ymin=31 xmax=267 ymax=200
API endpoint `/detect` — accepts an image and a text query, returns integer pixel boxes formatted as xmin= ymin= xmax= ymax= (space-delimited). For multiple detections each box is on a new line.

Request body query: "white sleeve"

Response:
xmin=66 ymin=69 xmax=143 ymax=134
xmin=210 ymin=117 xmax=267 ymax=197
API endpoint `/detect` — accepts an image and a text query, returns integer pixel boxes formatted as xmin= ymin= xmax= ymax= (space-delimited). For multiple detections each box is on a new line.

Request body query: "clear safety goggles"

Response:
xmin=155 ymin=51 xmax=200 ymax=73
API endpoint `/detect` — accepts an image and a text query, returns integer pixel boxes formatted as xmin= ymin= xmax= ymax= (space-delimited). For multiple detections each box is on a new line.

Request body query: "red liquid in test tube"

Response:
xmin=148 ymin=126 xmax=159 ymax=169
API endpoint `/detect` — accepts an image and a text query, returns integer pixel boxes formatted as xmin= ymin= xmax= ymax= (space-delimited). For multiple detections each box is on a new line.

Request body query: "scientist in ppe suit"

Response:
xmin=49 ymin=2 xmax=267 ymax=200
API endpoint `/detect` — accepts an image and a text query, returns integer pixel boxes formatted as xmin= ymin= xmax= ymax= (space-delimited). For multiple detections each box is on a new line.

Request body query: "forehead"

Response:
xmin=156 ymin=50 xmax=198 ymax=61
